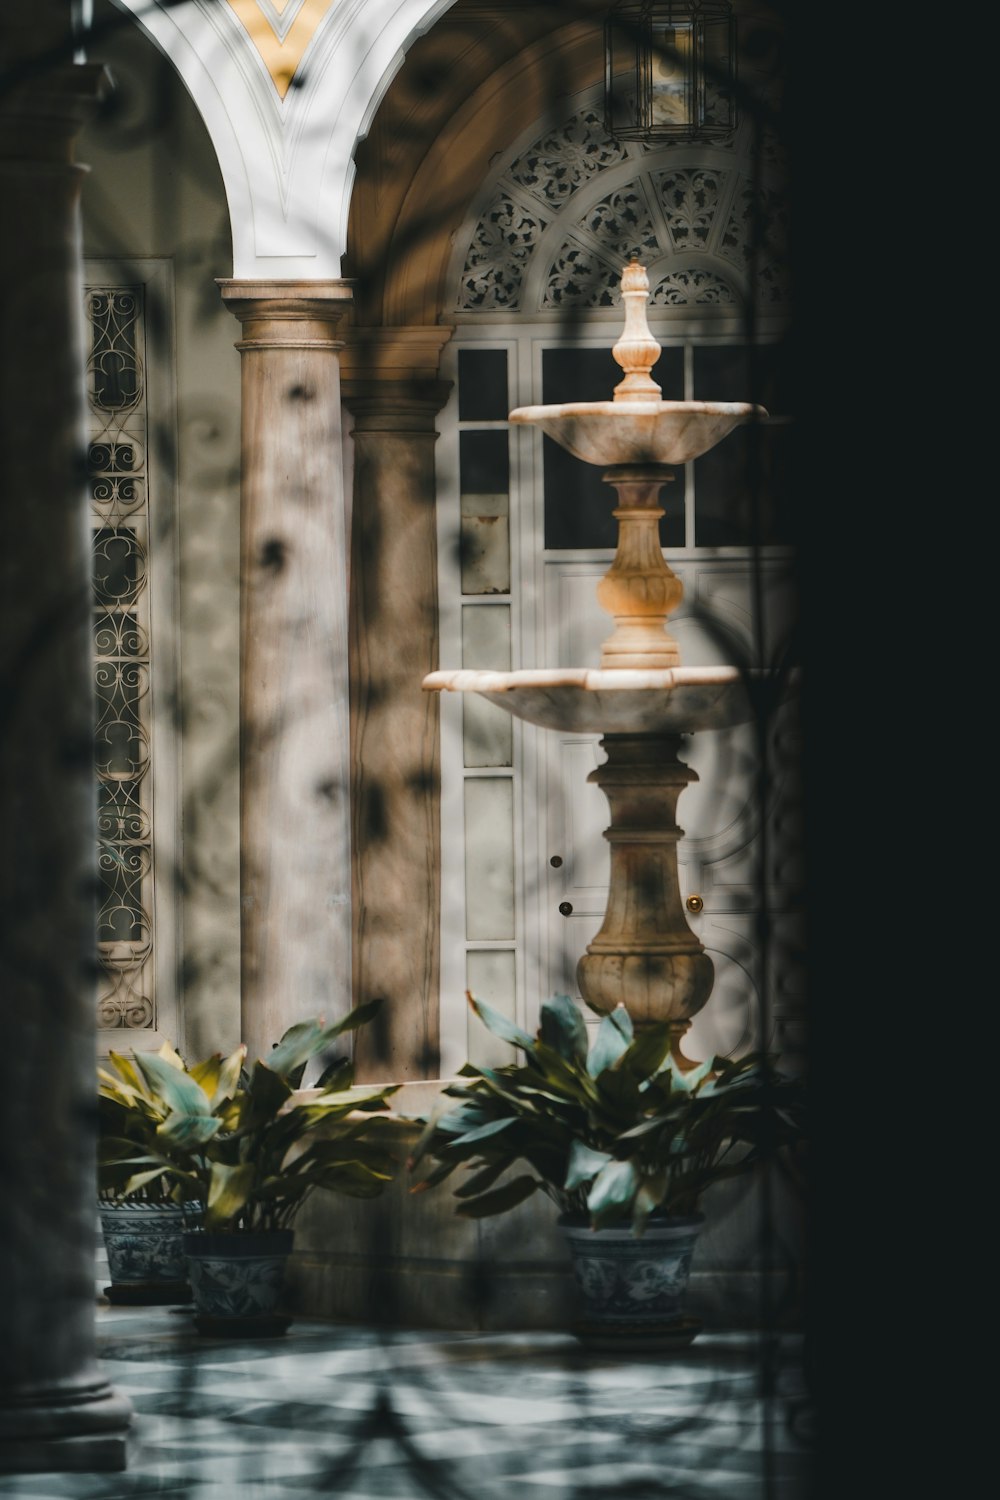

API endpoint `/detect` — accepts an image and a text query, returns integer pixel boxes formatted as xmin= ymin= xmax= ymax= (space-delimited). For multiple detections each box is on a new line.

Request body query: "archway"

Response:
xmin=341 ymin=2 xmax=799 ymax=1081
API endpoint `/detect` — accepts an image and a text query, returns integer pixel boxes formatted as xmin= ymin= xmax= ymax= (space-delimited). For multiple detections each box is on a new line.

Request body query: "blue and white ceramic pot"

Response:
xmin=182 ymin=1230 xmax=295 ymax=1336
xmin=99 ymin=1200 xmax=204 ymax=1304
xmin=560 ymin=1214 xmax=704 ymax=1351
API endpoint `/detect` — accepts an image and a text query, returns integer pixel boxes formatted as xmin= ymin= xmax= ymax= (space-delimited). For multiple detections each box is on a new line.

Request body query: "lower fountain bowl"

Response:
xmin=422 ymin=666 xmax=763 ymax=735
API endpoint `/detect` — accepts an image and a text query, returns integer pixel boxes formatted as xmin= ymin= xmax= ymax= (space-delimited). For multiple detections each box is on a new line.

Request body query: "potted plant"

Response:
xmin=409 ymin=993 xmax=806 ymax=1350
xmin=105 ymin=1000 xmax=403 ymax=1335
xmin=97 ymin=1049 xmax=204 ymax=1304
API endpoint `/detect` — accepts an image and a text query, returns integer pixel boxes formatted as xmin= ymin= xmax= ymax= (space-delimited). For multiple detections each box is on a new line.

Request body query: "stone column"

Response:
xmin=341 ymin=328 xmax=452 ymax=1081
xmin=218 ymin=281 xmax=353 ymax=1069
xmin=0 ymin=40 xmax=133 ymax=1475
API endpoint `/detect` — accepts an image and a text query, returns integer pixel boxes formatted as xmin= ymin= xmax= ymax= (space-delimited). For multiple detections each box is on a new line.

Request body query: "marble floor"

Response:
xmin=0 ymin=1299 xmax=817 ymax=1500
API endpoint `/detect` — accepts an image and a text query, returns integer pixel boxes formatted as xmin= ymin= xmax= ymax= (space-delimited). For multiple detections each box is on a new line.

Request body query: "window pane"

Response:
xmin=542 ymin=346 xmax=685 ymax=549
xmin=466 ymin=950 xmax=517 ymax=1068
xmin=458 ymin=349 xmax=508 ymax=420
xmin=460 ymin=429 xmax=509 ymax=493
xmin=462 ymin=605 xmax=513 ymax=767
xmin=460 ymin=491 xmax=510 ymax=595
xmin=464 ymin=779 xmax=515 ymax=940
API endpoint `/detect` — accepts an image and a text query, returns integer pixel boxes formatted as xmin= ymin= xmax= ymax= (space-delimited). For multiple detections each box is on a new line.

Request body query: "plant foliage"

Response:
xmin=98 ymin=1001 xmax=402 ymax=1231
xmin=408 ymin=993 xmax=805 ymax=1235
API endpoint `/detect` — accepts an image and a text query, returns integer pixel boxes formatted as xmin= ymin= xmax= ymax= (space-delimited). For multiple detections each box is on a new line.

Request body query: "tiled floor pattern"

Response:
xmin=0 ymin=1305 xmax=816 ymax=1500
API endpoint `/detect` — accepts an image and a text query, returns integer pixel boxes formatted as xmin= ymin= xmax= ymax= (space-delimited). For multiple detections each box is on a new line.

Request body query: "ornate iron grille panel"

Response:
xmin=456 ymin=103 xmax=787 ymax=312
xmin=86 ymin=287 xmax=155 ymax=1030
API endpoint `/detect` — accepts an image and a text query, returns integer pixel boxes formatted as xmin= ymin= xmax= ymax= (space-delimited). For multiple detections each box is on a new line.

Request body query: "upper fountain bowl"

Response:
xmin=508 ymin=398 xmax=767 ymax=468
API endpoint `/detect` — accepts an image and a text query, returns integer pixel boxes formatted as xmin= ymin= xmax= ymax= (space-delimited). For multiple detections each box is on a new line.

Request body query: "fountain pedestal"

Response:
xmin=595 ymin=466 xmax=682 ymax=669
xmin=577 ymin=733 xmax=712 ymax=1055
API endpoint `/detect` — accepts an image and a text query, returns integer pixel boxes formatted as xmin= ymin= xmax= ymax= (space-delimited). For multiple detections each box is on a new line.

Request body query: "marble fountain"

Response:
xmin=424 ymin=259 xmax=770 ymax=1065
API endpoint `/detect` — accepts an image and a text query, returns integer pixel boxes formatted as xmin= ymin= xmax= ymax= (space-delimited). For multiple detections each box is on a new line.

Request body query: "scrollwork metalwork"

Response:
xmin=456 ymin=108 xmax=788 ymax=312
xmin=457 ymin=194 xmax=549 ymax=309
xmin=86 ymin=284 xmax=155 ymax=1029
xmin=88 ymin=291 xmax=143 ymax=413
xmin=649 ymin=267 xmax=737 ymax=304
xmin=581 ymin=185 xmax=660 ymax=263
xmin=507 ymin=108 xmax=630 ymax=210
xmin=542 ymin=239 xmax=622 ymax=308
xmin=654 ymin=166 xmax=723 ymax=251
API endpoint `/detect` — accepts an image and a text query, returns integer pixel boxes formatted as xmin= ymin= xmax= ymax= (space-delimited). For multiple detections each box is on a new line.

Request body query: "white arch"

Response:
xmin=110 ymin=0 xmax=456 ymax=277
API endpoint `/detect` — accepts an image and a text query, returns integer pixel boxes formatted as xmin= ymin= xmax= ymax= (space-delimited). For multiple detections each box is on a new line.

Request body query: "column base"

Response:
xmin=0 ymin=1381 xmax=133 ymax=1475
xmin=0 ymin=1430 xmax=129 ymax=1476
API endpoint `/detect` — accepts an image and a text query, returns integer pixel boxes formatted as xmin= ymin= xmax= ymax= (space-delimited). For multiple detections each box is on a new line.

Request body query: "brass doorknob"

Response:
xmin=685 ymin=894 xmax=704 ymax=914
xmin=558 ymin=901 xmax=573 ymax=916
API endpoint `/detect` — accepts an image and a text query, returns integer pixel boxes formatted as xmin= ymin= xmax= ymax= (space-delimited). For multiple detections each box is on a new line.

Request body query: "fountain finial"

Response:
xmin=612 ymin=257 xmax=662 ymax=403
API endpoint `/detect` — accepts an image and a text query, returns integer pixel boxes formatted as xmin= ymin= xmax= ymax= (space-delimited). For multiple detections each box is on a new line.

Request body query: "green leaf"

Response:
xmin=410 ymin=1157 xmax=461 ymax=1192
xmin=406 ymin=1103 xmax=451 ymax=1171
xmin=98 ymin=1062 xmax=148 ymax=1108
xmin=189 ymin=1053 xmax=223 ymax=1097
xmin=98 ymin=1134 xmax=148 ymax=1163
xmin=205 ymin=1161 xmax=255 ymax=1229
xmin=616 ymin=1114 xmax=678 ymax=1143
xmin=564 ymin=1140 xmax=613 ymax=1191
xmin=434 ymin=1102 xmax=497 ymax=1137
xmin=452 ymin=1157 xmax=512 ymax=1200
xmin=317 ymin=997 xmax=384 ymax=1043
xmin=210 ymin=1046 xmax=247 ymax=1108
xmin=447 ymin=1116 xmax=519 ymax=1148
xmin=105 ymin=1051 xmax=144 ymax=1093
xmin=315 ymin=1055 xmax=353 ymax=1091
xmin=307 ymin=1163 xmax=394 ymax=1199
xmin=156 ymin=1110 xmax=222 ymax=1149
xmin=539 ymin=993 xmax=589 ymax=1063
xmin=263 ymin=1019 xmax=326 ymax=1080
xmin=276 ymin=1136 xmax=393 ymax=1175
xmin=587 ymin=1009 xmax=633 ymax=1077
xmin=290 ymin=1086 xmax=398 ymax=1133
xmin=658 ymin=1055 xmax=716 ymax=1093
xmin=134 ymin=1051 xmax=214 ymax=1117
xmin=621 ymin=1023 xmax=673 ymax=1082
xmin=120 ymin=1167 xmax=171 ymax=1198
xmin=587 ymin=1158 xmax=640 ymax=1227
xmin=633 ymin=1171 xmax=667 ymax=1235
xmin=467 ymin=993 xmax=535 ymax=1052
xmin=262 ymin=1002 xmax=384 ymax=1084
xmin=454 ymin=1175 xmax=539 ymax=1218
xmin=529 ymin=1041 xmax=601 ymax=1104
xmin=154 ymin=1041 xmax=187 ymax=1072
xmin=246 ymin=1060 xmax=293 ymax=1120
xmin=466 ymin=1071 xmax=541 ymax=1118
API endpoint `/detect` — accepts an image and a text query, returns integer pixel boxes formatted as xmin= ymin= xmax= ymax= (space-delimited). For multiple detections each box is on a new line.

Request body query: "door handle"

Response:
xmin=558 ymin=901 xmax=573 ymax=916
xmin=685 ymin=894 xmax=704 ymax=914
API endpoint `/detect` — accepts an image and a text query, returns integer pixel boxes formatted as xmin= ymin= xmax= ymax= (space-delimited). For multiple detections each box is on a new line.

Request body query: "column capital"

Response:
xmin=341 ymin=325 xmax=454 ymax=423
xmin=0 ymin=62 xmax=112 ymax=163
xmin=217 ymin=279 xmax=354 ymax=350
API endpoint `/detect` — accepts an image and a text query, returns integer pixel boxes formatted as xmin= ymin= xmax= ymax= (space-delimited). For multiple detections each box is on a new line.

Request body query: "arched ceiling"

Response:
xmin=345 ymin=7 xmax=605 ymax=324
xmin=346 ymin=2 xmax=788 ymax=330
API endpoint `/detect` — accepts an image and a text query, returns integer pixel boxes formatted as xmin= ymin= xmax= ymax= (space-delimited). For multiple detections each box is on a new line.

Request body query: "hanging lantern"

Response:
xmin=605 ymin=2 xmax=738 ymax=142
